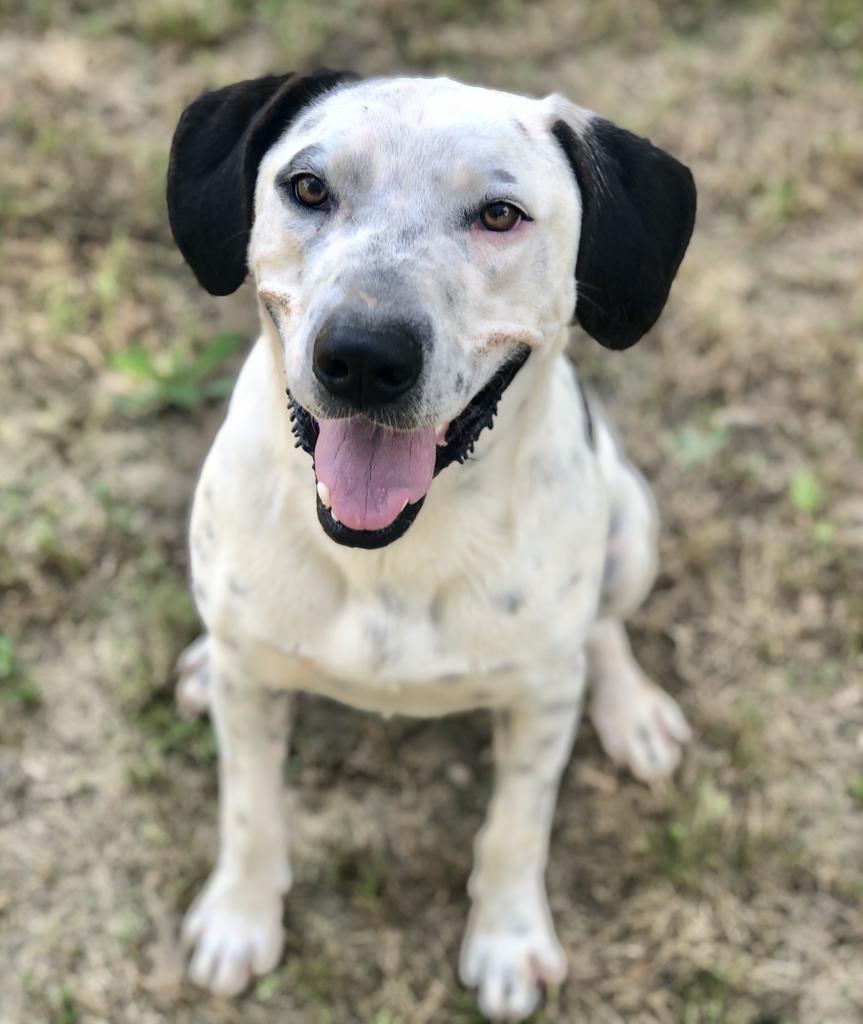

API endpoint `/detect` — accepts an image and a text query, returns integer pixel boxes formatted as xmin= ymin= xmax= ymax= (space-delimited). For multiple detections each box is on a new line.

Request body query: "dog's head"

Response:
xmin=168 ymin=72 xmax=695 ymax=549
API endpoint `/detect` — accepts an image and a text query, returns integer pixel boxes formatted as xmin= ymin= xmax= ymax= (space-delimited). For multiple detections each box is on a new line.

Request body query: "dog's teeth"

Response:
xmin=435 ymin=423 xmax=448 ymax=445
xmin=401 ymin=499 xmax=409 ymax=513
xmin=316 ymin=480 xmax=331 ymax=509
xmin=330 ymin=510 xmax=340 ymax=524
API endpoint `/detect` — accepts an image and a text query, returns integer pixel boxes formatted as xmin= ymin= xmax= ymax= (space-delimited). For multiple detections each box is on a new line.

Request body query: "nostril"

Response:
xmin=321 ymin=356 xmax=350 ymax=381
xmin=376 ymin=364 xmax=409 ymax=389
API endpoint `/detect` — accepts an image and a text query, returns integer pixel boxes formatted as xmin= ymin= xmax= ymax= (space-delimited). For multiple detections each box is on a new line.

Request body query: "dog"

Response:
xmin=166 ymin=70 xmax=696 ymax=1022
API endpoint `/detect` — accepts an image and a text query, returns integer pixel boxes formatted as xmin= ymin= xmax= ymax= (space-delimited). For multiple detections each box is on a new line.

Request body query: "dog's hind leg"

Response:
xmin=586 ymin=412 xmax=691 ymax=781
xmin=175 ymin=634 xmax=211 ymax=719
xmin=592 ymin=409 xmax=660 ymax=623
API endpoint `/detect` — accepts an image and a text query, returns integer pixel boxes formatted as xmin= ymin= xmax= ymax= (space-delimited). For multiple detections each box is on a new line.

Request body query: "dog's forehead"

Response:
xmin=277 ymin=77 xmax=558 ymax=172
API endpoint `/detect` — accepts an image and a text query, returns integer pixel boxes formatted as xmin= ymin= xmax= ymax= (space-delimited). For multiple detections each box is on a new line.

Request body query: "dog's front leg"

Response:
xmin=460 ymin=661 xmax=585 ymax=1022
xmin=183 ymin=640 xmax=291 ymax=996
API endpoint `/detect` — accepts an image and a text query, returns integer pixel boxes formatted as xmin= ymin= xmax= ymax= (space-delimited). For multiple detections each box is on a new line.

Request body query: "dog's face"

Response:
xmin=168 ymin=72 xmax=695 ymax=549
xmin=253 ymin=79 xmax=578 ymax=438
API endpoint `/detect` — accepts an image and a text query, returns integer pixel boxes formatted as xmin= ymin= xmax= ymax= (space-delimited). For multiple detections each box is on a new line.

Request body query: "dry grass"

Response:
xmin=1 ymin=1 xmax=861 ymax=1021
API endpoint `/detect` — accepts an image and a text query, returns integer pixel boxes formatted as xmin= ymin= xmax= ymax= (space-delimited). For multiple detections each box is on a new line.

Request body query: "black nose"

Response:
xmin=313 ymin=320 xmax=423 ymax=409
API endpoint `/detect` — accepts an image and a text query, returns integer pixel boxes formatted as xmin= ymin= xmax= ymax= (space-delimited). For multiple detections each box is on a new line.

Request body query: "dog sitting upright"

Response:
xmin=167 ymin=70 xmax=695 ymax=1022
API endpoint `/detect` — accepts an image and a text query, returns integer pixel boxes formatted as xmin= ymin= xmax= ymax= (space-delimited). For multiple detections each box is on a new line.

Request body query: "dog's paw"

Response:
xmin=175 ymin=635 xmax=210 ymax=719
xmin=591 ymin=676 xmax=691 ymax=782
xmin=182 ymin=870 xmax=285 ymax=996
xmin=459 ymin=899 xmax=567 ymax=1022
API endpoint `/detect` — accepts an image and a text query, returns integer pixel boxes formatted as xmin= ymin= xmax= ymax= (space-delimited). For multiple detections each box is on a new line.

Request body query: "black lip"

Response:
xmin=316 ymin=493 xmax=426 ymax=549
xmin=290 ymin=345 xmax=531 ymax=549
xmin=432 ymin=345 xmax=530 ymax=474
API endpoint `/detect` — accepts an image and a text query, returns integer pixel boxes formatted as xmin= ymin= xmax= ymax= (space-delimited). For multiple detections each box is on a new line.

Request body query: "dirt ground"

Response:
xmin=1 ymin=1 xmax=861 ymax=1022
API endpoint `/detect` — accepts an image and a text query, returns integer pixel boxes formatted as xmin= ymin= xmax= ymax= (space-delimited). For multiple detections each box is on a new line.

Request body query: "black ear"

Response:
xmin=552 ymin=116 xmax=696 ymax=350
xmin=167 ymin=69 xmax=358 ymax=296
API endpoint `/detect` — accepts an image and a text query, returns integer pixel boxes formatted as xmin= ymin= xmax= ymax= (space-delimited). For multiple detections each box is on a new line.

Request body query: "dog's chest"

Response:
xmin=235 ymin=560 xmax=598 ymax=714
xmin=210 ymin=516 xmax=601 ymax=716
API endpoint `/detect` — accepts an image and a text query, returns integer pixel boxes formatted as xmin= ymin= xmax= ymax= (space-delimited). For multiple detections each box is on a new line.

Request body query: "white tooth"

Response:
xmin=316 ymin=480 xmax=331 ymax=508
xmin=401 ymin=499 xmax=409 ymax=513
xmin=331 ymin=510 xmax=340 ymax=524
xmin=435 ymin=423 xmax=447 ymax=444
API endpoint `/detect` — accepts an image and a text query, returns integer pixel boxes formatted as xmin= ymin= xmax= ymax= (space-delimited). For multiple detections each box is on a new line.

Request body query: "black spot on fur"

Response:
xmin=495 ymin=591 xmax=524 ymax=615
xmin=430 ymin=592 xmax=447 ymax=626
xmin=534 ymin=729 xmax=565 ymax=753
xmin=398 ymin=225 xmax=421 ymax=246
xmin=561 ymin=570 xmax=582 ymax=594
xmin=368 ymin=620 xmax=389 ymax=670
xmin=377 ymin=585 xmax=404 ymax=615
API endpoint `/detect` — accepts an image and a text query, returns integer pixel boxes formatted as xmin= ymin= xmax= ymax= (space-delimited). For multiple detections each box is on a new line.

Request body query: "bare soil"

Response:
xmin=1 ymin=2 xmax=861 ymax=1022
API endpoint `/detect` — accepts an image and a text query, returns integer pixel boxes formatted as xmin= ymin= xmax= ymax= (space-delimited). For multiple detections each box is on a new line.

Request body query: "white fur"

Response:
xmin=176 ymin=77 xmax=690 ymax=1021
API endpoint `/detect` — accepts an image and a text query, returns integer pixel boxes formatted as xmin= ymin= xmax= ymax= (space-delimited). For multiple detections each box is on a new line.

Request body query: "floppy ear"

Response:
xmin=167 ymin=69 xmax=358 ymax=296
xmin=551 ymin=111 xmax=696 ymax=350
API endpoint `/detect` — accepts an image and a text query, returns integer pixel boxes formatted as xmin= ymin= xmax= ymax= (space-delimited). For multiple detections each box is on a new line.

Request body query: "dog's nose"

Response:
xmin=313 ymin=321 xmax=423 ymax=409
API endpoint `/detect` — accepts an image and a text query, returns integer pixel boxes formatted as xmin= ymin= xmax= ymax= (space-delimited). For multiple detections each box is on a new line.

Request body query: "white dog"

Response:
xmin=167 ymin=70 xmax=696 ymax=1022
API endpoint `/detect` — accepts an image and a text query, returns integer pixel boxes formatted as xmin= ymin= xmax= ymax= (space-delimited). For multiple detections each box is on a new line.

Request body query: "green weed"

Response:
xmin=848 ymin=775 xmax=863 ymax=805
xmin=108 ymin=331 xmax=245 ymax=415
xmin=0 ymin=634 xmax=42 ymax=710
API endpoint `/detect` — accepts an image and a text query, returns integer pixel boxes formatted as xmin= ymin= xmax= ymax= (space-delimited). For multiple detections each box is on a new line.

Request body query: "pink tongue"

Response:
xmin=315 ymin=418 xmax=436 ymax=532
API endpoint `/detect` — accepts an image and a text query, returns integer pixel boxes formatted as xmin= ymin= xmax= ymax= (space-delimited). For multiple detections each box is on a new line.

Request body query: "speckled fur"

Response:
xmin=176 ymin=77 xmax=691 ymax=1022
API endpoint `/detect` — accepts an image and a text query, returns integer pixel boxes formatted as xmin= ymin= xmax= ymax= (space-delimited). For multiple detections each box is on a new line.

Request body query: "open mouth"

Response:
xmin=289 ymin=346 xmax=530 ymax=549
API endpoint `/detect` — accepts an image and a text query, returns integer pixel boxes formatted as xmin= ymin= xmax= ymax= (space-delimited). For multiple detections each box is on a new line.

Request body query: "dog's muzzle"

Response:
xmin=290 ymin=342 xmax=531 ymax=550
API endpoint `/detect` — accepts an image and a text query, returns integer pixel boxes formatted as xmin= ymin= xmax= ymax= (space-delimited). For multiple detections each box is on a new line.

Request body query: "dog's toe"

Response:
xmin=183 ymin=869 xmax=284 ymax=997
xmin=460 ymin=901 xmax=566 ymax=1022
xmin=592 ymin=677 xmax=691 ymax=782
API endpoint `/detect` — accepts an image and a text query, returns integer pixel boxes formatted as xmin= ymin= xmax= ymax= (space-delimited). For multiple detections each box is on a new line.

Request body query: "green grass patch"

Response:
xmin=108 ymin=331 xmax=245 ymax=415
xmin=55 ymin=985 xmax=79 ymax=1024
xmin=848 ymin=775 xmax=863 ymax=806
xmin=790 ymin=469 xmax=825 ymax=515
xmin=671 ymin=423 xmax=729 ymax=467
xmin=653 ymin=776 xmax=741 ymax=886
xmin=681 ymin=967 xmax=731 ymax=1024
xmin=0 ymin=634 xmax=42 ymax=710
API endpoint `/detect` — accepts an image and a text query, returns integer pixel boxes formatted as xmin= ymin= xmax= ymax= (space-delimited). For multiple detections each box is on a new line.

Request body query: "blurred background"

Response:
xmin=1 ymin=1 xmax=861 ymax=1022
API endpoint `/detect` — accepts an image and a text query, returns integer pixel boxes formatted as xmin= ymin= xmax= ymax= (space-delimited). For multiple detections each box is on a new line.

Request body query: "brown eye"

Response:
xmin=293 ymin=174 xmax=329 ymax=208
xmin=479 ymin=201 xmax=521 ymax=232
